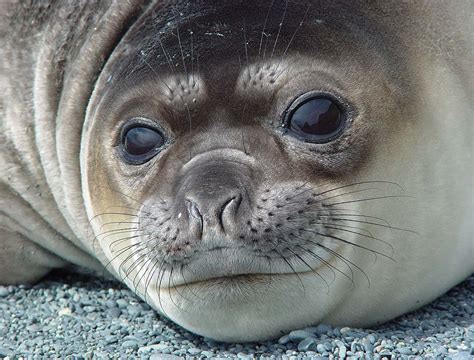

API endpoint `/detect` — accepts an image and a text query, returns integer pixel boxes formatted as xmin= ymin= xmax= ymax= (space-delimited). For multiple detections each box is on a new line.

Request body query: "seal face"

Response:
xmin=1 ymin=0 xmax=473 ymax=342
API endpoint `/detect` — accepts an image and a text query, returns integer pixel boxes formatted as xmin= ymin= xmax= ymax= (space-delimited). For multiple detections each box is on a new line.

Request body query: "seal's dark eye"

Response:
xmin=285 ymin=95 xmax=345 ymax=143
xmin=120 ymin=125 xmax=165 ymax=164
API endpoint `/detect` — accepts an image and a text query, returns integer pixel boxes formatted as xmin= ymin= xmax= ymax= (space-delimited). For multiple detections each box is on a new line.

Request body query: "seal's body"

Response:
xmin=1 ymin=1 xmax=472 ymax=341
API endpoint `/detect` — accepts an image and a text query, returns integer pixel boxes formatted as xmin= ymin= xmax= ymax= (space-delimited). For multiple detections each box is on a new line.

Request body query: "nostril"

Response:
xmin=185 ymin=199 xmax=202 ymax=220
xmin=221 ymin=196 xmax=236 ymax=212
xmin=218 ymin=194 xmax=242 ymax=233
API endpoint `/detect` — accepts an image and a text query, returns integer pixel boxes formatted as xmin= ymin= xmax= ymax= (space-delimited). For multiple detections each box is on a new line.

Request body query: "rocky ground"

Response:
xmin=0 ymin=272 xmax=472 ymax=359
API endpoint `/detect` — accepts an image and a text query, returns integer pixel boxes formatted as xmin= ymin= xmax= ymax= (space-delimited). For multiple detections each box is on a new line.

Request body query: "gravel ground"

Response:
xmin=0 ymin=271 xmax=472 ymax=359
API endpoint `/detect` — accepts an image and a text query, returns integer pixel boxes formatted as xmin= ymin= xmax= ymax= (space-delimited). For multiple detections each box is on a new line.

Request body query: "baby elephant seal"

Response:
xmin=0 ymin=0 xmax=472 ymax=342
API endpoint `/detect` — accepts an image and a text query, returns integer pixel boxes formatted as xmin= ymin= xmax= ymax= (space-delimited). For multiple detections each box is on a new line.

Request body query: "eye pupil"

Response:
xmin=121 ymin=125 xmax=165 ymax=164
xmin=124 ymin=127 xmax=163 ymax=155
xmin=287 ymin=96 xmax=345 ymax=142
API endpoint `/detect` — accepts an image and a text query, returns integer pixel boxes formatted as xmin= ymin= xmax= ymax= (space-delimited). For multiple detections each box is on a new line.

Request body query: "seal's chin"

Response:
xmin=124 ymin=247 xmax=345 ymax=341
xmin=142 ymin=252 xmax=341 ymax=340
xmin=144 ymin=267 xmax=345 ymax=342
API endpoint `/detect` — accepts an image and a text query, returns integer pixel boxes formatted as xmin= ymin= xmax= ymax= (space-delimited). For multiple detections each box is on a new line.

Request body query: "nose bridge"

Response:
xmin=186 ymin=165 xmax=240 ymax=216
xmin=188 ymin=120 xmax=250 ymax=157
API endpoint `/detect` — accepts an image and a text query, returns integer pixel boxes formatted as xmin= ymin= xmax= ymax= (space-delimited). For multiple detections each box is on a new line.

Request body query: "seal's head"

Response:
xmin=81 ymin=1 xmax=473 ymax=341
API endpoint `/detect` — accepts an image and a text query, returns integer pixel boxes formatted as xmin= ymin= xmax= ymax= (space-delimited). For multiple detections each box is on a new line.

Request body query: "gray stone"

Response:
xmin=127 ymin=305 xmax=141 ymax=316
xmin=105 ymin=299 xmax=117 ymax=308
xmin=83 ymin=306 xmax=96 ymax=313
xmin=288 ymin=330 xmax=316 ymax=342
xmin=139 ymin=343 xmax=171 ymax=353
xmin=335 ymin=340 xmax=347 ymax=359
xmin=122 ymin=340 xmax=139 ymax=350
xmin=297 ymin=338 xmax=318 ymax=352
xmin=397 ymin=347 xmax=413 ymax=355
xmin=107 ymin=308 xmax=121 ymax=318
xmin=316 ymin=344 xmax=326 ymax=353
xmin=187 ymin=347 xmax=201 ymax=355
xmin=278 ymin=335 xmax=291 ymax=345
xmin=0 ymin=287 xmax=9 ymax=297
xmin=150 ymin=354 xmax=182 ymax=360
xmin=116 ymin=299 xmax=128 ymax=308
xmin=0 ymin=346 xmax=14 ymax=357
xmin=450 ymin=351 xmax=472 ymax=360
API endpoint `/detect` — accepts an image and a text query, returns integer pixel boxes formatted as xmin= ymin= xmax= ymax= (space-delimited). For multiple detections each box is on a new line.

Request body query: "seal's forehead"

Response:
xmin=111 ymin=0 xmax=406 ymax=85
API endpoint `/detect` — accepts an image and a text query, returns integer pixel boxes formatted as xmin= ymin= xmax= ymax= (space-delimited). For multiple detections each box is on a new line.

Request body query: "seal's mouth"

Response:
xmin=173 ymin=273 xmax=273 ymax=288
xmin=146 ymin=247 xmax=334 ymax=290
xmin=157 ymin=246 xmax=335 ymax=289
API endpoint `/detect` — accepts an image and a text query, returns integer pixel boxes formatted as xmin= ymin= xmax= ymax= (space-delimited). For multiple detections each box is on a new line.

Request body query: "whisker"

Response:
xmin=99 ymin=221 xmax=140 ymax=232
xmin=321 ymin=224 xmax=394 ymax=253
xmin=273 ymin=4 xmax=310 ymax=74
xmin=295 ymin=244 xmax=352 ymax=286
xmin=179 ymin=263 xmax=205 ymax=300
xmin=96 ymin=228 xmax=140 ymax=243
xmin=157 ymin=35 xmax=176 ymax=74
xmin=274 ymin=248 xmax=306 ymax=294
xmin=273 ymin=223 xmax=352 ymax=285
xmin=320 ymin=187 xmax=381 ymax=202
xmin=258 ymin=0 xmax=274 ymax=60
xmin=169 ymin=263 xmax=195 ymax=304
xmin=156 ymin=261 xmax=169 ymax=317
xmin=270 ymin=0 xmax=288 ymax=58
xmin=144 ymin=251 xmax=163 ymax=303
xmin=243 ymin=19 xmax=249 ymax=67
xmin=118 ymin=245 xmax=148 ymax=278
xmin=318 ymin=211 xmax=393 ymax=227
xmin=174 ymin=7 xmax=188 ymax=76
xmin=113 ymin=245 xmax=146 ymax=281
xmin=88 ymin=212 xmax=138 ymax=226
xmin=167 ymin=264 xmax=183 ymax=311
xmin=109 ymin=234 xmax=142 ymax=252
xmin=301 ymin=228 xmax=394 ymax=260
xmin=313 ymin=180 xmax=404 ymax=198
xmin=133 ymin=256 xmax=154 ymax=297
xmin=307 ymin=239 xmax=370 ymax=287
xmin=324 ymin=195 xmax=415 ymax=207
xmin=286 ymin=247 xmax=330 ymax=293
xmin=330 ymin=217 xmax=419 ymax=235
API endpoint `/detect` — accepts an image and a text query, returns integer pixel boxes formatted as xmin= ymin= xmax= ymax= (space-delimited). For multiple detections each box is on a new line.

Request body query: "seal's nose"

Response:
xmin=185 ymin=191 xmax=242 ymax=234
xmin=175 ymin=156 xmax=252 ymax=240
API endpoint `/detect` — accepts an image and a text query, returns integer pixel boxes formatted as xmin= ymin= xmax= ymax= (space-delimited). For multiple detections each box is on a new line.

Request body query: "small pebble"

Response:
xmin=107 ymin=308 xmax=121 ymax=318
xmin=335 ymin=340 xmax=347 ymax=358
xmin=105 ymin=299 xmax=117 ymax=308
xmin=297 ymin=337 xmax=318 ymax=351
xmin=316 ymin=344 xmax=326 ymax=353
xmin=122 ymin=340 xmax=139 ymax=350
xmin=0 ymin=287 xmax=9 ymax=297
xmin=397 ymin=347 xmax=413 ymax=355
xmin=187 ymin=347 xmax=201 ymax=355
xmin=83 ymin=305 xmax=96 ymax=313
xmin=150 ymin=354 xmax=182 ymax=360
xmin=288 ymin=330 xmax=316 ymax=342
xmin=58 ymin=307 xmax=72 ymax=316
xmin=278 ymin=335 xmax=291 ymax=345
xmin=116 ymin=299 xmax=128 ymax=308
xmin=127 ymin=305 xmax=141 ymax=316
